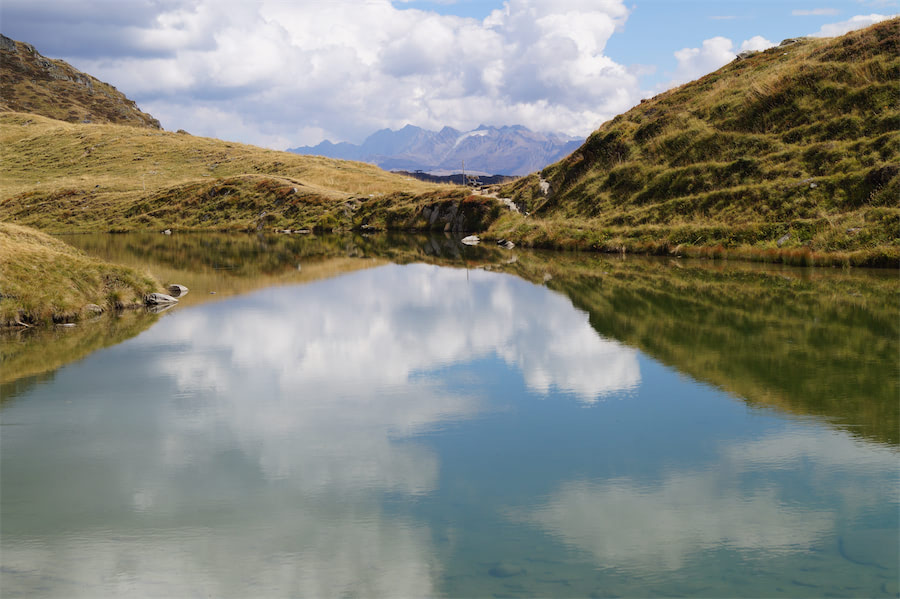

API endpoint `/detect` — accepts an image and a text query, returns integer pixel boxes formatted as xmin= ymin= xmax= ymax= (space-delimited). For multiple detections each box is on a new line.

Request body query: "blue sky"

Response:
xmin=1 ymin=0 xmax=895 ymax=148
xmin=398 ymin=0 xmax=898 ymax=89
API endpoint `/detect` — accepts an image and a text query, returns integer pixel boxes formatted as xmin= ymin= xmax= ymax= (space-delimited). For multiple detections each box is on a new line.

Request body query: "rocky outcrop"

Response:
xmin=417 ymin=196 xmax=502 ymax=233
xmin=0 ymin=34 xmax=161 ymax=128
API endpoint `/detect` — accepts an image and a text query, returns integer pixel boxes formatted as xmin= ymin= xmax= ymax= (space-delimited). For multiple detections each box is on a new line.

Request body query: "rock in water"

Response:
xmin=144 ymin=293 xmax=179 ymax=305
xmin=461 ymin=235 xmax=481 ymax=246
xmin=167 ymin=284 xmax=189 ymax=297
xmin=83 ymin=303 xmax=104 ymax=314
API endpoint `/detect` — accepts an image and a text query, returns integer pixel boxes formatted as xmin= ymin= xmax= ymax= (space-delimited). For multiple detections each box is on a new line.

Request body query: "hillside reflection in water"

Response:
xmin=1 ymin=232 xmax=896 ymax=598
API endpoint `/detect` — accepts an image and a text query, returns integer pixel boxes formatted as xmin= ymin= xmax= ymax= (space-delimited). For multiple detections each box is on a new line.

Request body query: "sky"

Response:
xmin=1 ymin=0 xmax=895 ymax=149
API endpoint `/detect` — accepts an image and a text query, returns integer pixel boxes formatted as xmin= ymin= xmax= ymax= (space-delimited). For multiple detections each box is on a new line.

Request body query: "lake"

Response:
xmin=1 ymin=232 xmax=897 ymax=598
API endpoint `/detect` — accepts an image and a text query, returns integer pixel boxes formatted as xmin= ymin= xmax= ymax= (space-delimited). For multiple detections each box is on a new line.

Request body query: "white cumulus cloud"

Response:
xmin=667 ymin=34 xmax=774 ymax=87
xmin=810 ymin=12 xmax=896 ymax=36
xmin=0 ymin=0 xmax=643 ymax=148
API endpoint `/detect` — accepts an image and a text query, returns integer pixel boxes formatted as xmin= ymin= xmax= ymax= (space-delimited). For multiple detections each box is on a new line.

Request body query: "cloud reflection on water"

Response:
xmin=1 ymin=262 xmax=641 ymax=597
xmin=525 ymin=428 xmax=898 ymax=572
xmin=147 ymin=263 xmax=640 ymax=405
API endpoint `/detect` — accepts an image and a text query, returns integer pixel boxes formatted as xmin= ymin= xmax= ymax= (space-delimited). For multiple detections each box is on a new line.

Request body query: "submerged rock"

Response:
xmin=144 ymin=292 xmax=178 ymax=305
xmin=488 ymin=563 xmax=526 ymax=578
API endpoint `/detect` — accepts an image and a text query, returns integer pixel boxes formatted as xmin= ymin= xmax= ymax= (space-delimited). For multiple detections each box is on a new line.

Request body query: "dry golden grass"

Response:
xmin=0 ymin=34 xmax=160 ymax=128
xmin=0 ymin=112 xmax=443 ymax=197
xmin=0 ymin=222 xmax=161 ymax=325
xmin=0 ymin=112 xmax=467 ymax=232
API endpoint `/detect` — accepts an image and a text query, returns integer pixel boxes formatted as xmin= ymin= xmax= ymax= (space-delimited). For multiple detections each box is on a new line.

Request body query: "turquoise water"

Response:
xmin=1 ymin=239 xmax=898 ymax=598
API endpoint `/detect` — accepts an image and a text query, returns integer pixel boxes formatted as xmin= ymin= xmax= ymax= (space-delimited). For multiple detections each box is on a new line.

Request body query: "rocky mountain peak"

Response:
xmin=0 ymin=34 xmax=160 ymax=129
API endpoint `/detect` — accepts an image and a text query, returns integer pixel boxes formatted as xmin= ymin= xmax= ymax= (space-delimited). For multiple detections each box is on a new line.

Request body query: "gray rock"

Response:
xmin=777 ymin=233 xmax=791 ymax=247
xmin=0 ymin=34 xmax=17 ymax=53
xmin=497 ymin=239 xmax=515 ymax=249
xmin=162 ymin=229 xmax=172 ymax=235
xmin=461 ymin=235 xmax=481 ymax=246
xmin=539 ymin=178 xmax=551 ymax=196
xmin=83 ymin=303 xmax=104 ymax=314
xmin=144 ymin=293 xmax=179 ymax=305
xmin=736 ymin=50 xmax=757 ymax=60
xmin=167 ymin=284 xmax=189 ymax=298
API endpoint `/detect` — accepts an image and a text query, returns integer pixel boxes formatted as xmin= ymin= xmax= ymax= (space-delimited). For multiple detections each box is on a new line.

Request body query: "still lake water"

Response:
xmin=1 ymin=233 xmax=898 ymax=598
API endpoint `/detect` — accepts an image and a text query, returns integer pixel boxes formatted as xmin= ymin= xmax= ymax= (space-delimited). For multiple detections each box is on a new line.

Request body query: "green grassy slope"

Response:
xmin=491 ymin=19 xmax=899 ymax=265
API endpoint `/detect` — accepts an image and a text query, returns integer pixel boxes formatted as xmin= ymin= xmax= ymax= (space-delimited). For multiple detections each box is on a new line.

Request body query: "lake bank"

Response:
xmin=0 ymin=223 xmax=162 ymax=327
xmin=1 ymin=221 xmax=896 ymax=329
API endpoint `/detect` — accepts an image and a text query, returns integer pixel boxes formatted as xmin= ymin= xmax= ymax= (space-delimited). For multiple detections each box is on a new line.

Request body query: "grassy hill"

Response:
xmin=0 ymin=223 xmax=161 ymax=326
xmin=1 ymin=23 xmax=898 ymax=274
xmin=0 ymin=34 xmax=161 ymax=128
xmin=0 ymin=112 xmax=494 ymax=233
xmin=490 ymin=19 xmax=899 ymax=266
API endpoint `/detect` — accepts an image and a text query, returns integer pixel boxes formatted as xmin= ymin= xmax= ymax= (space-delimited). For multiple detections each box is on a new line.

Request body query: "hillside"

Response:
xmin=0 ymin=223 xmax=160 ymax=326
xmin=0 ymin=34 xmax=160 ymax=128
xmin=491 ymin=19 xmax=899 ymax=266
xmin=1 ymin=23 xmax=898 ymax=268
xmin=289 ymin=124 xmax=583 ymax=176
xmin=0 ymin=38 xmax=488 ymax=235
xmin=0 ymin=112 xmax=507 ymax=233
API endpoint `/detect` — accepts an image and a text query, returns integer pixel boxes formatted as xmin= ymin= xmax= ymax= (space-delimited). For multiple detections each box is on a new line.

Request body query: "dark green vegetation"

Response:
xmin=507 ymin=254 xmax=898 ymax=446
xmin=492 ymin=19 xmax=899 ymax=266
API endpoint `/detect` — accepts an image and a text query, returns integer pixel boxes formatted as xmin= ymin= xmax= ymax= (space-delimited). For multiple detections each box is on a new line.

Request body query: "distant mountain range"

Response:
xmin=287 ymin=124 xmax=583 ymax=176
